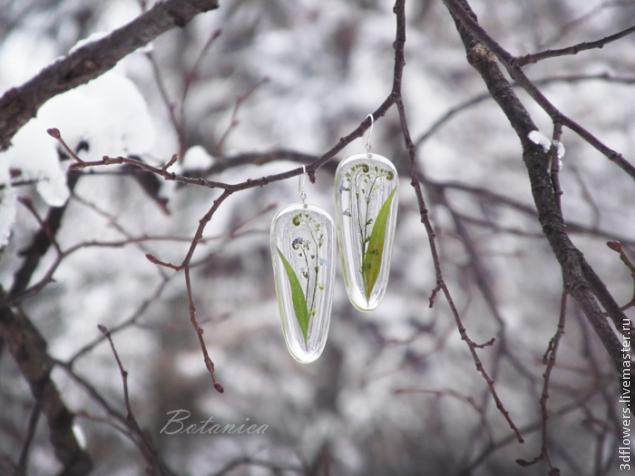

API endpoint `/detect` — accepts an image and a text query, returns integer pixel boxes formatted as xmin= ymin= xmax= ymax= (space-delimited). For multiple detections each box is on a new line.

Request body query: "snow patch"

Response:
xmin=528 ymin=130 xmax=566 ymax=167
xmin=2 ymin=119 xmax=69 ymax=207
xmin=0 ymin=30 xmax=58 ymax=89
xmin=69 ymin=31 xmax=109 ymax=54
xmin=72 ymin=424 xmax=87 ymax=449
xmin=39 ymin=71 xmax=156 ymax=158
xmin=182 ymin=145 xmax=215 ymax=171
xmin=555 ymin=141 xmax=566 ymax=160
xmin=528 ymin=130 xmax=551 ymax=152
xmin=0 ymin=71 xmax=155 ymax=207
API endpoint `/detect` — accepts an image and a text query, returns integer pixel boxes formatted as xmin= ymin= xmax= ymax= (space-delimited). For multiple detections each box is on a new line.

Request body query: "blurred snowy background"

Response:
xmin=1 ymin=0 xmax=634 ymax=474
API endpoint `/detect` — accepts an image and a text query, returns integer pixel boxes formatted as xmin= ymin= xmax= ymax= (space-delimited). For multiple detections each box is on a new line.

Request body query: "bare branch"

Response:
xmin=393 ymin=0 xmax=524 ymax=443
xmin=215 ymin=77 xmax=269 ymax=154
xmin=516 ymin=290 xmax=568 ymax=474
xmin=442 ymin=0 xmax=635 ymax=181
xmin=441 ymin=0 xmax=628 ymax=378
xmin=98 ymin=324 xmax=176 ymax=475
xmin=415 ymin=72 xmax=635 ymax=150
xmin=518 ymin=24 xmax=635 ymax=66
xmin=0 ymin=302 xmax=92 ymax=474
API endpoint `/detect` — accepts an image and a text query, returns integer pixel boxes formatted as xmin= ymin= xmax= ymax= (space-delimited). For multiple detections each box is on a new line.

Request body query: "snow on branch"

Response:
xmin=0 ymin=0 xmax=219 ymax=151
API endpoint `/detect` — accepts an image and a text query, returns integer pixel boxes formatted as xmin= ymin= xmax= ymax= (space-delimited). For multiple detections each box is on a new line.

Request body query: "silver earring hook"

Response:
xmin=363 ymin=113 xmax=374 ymax=155
xmin=298 ymin=165 xmax=308 ymax=208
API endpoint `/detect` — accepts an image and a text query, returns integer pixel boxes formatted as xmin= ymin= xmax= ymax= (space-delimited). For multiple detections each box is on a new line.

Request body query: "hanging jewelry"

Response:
xmin=270 ymin=166 xmax=336 ymax=363
xmin=334 ymin=114 xmax=398 ymax=311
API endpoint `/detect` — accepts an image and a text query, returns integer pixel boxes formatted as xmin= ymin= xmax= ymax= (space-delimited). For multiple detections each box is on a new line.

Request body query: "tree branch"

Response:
xmin=0 ymin=0 xmax=219 ymax=150
xmin=441 ymin=0 xmax=635 ymax=181
xmin=441 ymin=0 xmax=628 ymax=376
xmin=517 ymin=24 xmax=635 ymax=66
xmin=0 ymin=300 xmax=92 ymax=475
xmin=393 ymin=0 xmax=524 ymax=442
xmin=98 ymin=324 xmax=175 ymax=475
xmin=9 ymin=172 xmax=80 ymax=297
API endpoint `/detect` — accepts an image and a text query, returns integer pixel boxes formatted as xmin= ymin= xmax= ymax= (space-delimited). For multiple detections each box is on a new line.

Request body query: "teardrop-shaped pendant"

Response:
xmin=334 ymin=153 xmax=398 ymax=311
xmin=270 ymin=204 xmax=336 ymax=363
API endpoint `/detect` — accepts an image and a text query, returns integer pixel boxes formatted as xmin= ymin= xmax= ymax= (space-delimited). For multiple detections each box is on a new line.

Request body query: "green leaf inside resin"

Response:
xmin=362 ymin=187 xmax=396 ymax=300
xmin=277 ymin=247 xmax=309 ymax=341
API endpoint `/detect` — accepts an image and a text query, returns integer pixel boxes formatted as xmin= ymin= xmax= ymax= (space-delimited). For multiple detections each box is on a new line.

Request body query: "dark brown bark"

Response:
xmin=0 ymin=302 xmax=92 ymax=475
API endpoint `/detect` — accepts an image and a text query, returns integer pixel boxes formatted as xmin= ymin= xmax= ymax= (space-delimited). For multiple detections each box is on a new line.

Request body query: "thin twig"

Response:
xmin=393 ymin=0 xmax=524 ymax=443
xmin=442 ymin=0 xmax=635 ymax=181
xmin=215 ymin=77 xmax=269 ymax=154
xmin=516 ymin=290 xmax=568 ymax=474
xmin=518 ymin=24 xmax=635 ymax=65
xmin=98 ymin=324 xmax=175 ymax=475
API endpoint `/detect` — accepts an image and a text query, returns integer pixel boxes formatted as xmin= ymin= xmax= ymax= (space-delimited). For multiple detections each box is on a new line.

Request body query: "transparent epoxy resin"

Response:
xmin=334 ymin=153 xmax=398 ymax=311
xmin=270 ymin=204 xmax=335 ymax=363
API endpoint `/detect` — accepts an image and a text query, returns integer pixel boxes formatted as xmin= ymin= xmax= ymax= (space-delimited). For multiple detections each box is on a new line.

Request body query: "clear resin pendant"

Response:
xmin=334 ymin=153 xmax=398 ymax=311
xmin=270 ymin=204 xmax=335 ymax=363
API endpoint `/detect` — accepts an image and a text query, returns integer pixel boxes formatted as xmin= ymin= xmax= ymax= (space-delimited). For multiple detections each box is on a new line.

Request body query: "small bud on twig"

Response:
xmin=46 ymin=128 xmax=61 ymax=139
xmin=607 ymin=240 xmax=622 ymax=253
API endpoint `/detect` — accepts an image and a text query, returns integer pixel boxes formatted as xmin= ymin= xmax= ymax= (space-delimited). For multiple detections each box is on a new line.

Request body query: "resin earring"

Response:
xmin=270 ymin=166 xmax=336 ymax=363
xmin=334 ymin=114 xmax=398 ymax=311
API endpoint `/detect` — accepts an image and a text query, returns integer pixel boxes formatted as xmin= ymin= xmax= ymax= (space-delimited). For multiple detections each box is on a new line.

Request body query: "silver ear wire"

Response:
xmin=298 ymin=165 xmax=308 ymax=208
xmin=363 ymin=113 xmax=374 ymax=156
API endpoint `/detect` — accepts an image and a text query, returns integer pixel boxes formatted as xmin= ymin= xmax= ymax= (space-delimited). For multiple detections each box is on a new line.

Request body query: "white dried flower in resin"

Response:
xmin=270 ymin=204 xmax=335 ymax=363
xmin=334 ymin=153 xmax=398 ymax=311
